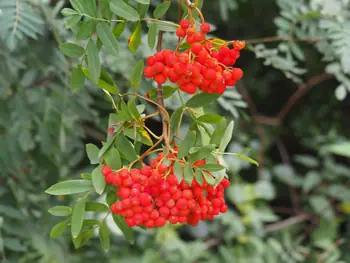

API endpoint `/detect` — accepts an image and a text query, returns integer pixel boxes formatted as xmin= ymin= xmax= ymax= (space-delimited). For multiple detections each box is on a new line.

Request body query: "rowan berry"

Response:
xmin=101 ymin=166 xmax=112 ymax=176
xmin=180 ymin=19 xmax=190 ymax=29
xmin=200 ymin=23 xmax=210 ymax=33
xmin=154 ymin=74 xmax=167 ymax=84
xmin=191 ymin=42 xmax=203 ymax=54
xmin=159 ymin=206 xmax=170 ymax=217
xmin=158 ymin=163 xmax=168 ymax=174
xmin=146 ymin=56 xmax=155 ymax=66
xmin=155 ymin=217 xmax=167 ymax=227
xmin=176 ymin=27 xmax=186 ymax=38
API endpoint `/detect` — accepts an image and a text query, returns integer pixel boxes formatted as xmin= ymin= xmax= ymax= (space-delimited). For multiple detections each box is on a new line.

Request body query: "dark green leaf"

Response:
xmin=113 ymin=23 xmax=126 ymax=37
xmin=82 ymin=68 xmax=119 ymax=94
xmin=106 ymin=191 xmax=117 ymax=206
xmin=189 ymin=144 xmax=215 ymax=162
xmin=61 ymin=8 xmax=79 ymax=16
xmin=50 ymin=220 xmax=69 ymax=238
xmin=85 ymin=202 xmax=109 ymax=212
xmin=197 ymin=114 xmax=223 ymax=124
xmin=64 ymin=15 xmax=82 ymax=29
xmin=4 ymin=238 xmax=26 ymax=252
xmin=70 ymin=66 xmax=85 ymax=91
xmin=128 ymin=22 xmax=142 ymax=53
xmin=148 ymin=85 xmax=178 ymax=101
xmin=99 ymin=134 xmax=117 ymax=159
xmin=219 ymin=121 xmax=234 ymax=152
xmin=199 ymin=164 xmax=226 ymax=172
xmin=71 ymin=198 xmax=86 ymax=238
xmin=92 ymin=164 xmax=106 ymax=195
xmin=45 ymin=180 xmax=93 ymax=195
xmin=110 ymin=0 xmax=140 ymax=21
xmin=128 ymin=97 xmax=142 ymax=121
xmin=116 ymin=134 xmax=139 ymax=162
xmin=0 ymin=205 xmax=23 ymax=220
xmin=131 ymin=60 xmax=144 ymax=91
xmin=186 ymin=92 xmax=221 ymax=108
xmin=174 ymin=160 xmax=183 ymax=182
xmin=99 ymin=222 xmax=110 ymax=252
xmin=202 ymin=171 xmax=215 ymax=186
xmin=148 ymin=22 xmax=157 ymax=48
xmin=112 ymin=214 xmax=135 ymax=244
xmin=137 ymin=2 xmax=150 ymax=18
xmin=87 ymin=40 xmax=101 ymax=83
xmin=170 ymin=107 xmax=183 ymax=139
xmin=96 ymin=22 xmax=119 ymax=56
xmin=153 ymin=1 xmax=171 ymax=19
xmin=86 ymin=143 xmax=100 ymax=164
xmin=59 ymin=42 xmax=85 ymax=57
xmin=48 ymin=206 xmax=72 ymax=217
xmin=73 ymin=229 xmax=94 ymax=249
xmin=210 ymin=118 xmax=227 ymax=146
xmin=178 ymin=130 xmax=196 ymax=158
xmin=83 ymin=219 xmax=101 ymax=226
xmin=70 ymin=0 xmax=97 ymax=17
xmin=104 ymin=146 xmax=122 ymax=170
xmin=76 ymin=20 xmax=95 ymax=41
xmin=184 ymin=163 xmax=194 ymax=184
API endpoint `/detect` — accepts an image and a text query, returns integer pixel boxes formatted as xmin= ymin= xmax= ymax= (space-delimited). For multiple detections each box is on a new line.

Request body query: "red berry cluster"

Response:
xmin=144 ymin=19 xmax=245 ymax=95
xmin=101 ymin=153 xmax=230 ymax=228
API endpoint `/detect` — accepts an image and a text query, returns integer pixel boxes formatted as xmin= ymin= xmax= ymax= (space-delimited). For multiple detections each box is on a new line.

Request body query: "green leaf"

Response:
xmin=70 ymin=66 xmax=85 ymax=91
xmin=112 ymin=214 xmax=135 ymax=244
xmin=134 ymin=0 xmax=150 ymax=4
xmin=116 ymin=134 xmax=139 ymax=162
xmin=64 ymin=15 xmax=82 ymax=29
xmin=71 ymin=198 xmax=86 ymax=238
xmin=195 ymin=169 xmax=203 ymax=186
xmin=210 ymin=118 xmax=227 ymax=146
xmin=128 ymin=22 xmax=142 ymax=53
xmin=99 ymin=134 xmax=117 ymax=159
xmin=178 ymin=130 xmax=196 ymax=158
xmin=189 ymin=144 xmax=215 ymax=162
xmin=96 ymin=23 xmax=120 ymax=56
xmin=303 ymin=171 xmax=321 ymax=193
xmin=170 ymin=107 xmax=184 ymax=139
xmin=184 ymin=163 xmax=194 ymax=184
xmin=48 ymin=206 xmax=72 ymax=217
xmin=85 ymin=202 xmax=109 ymax=212
xmin=309 ymin=195 xmax=334 ymax=219
xmin=70 ymin=0 xmax=97 ymax=17
xmin=153 ymin=1 xmax=171 ymax=19
xmin=148 ymin=22 xmax=157 ymax=49
xmin=149 ymin=21 xmax=178 ymax=32
xmin=202 ymin=171 xmax=215 ymax=186
xmin=83 ymin=219 xmax=101 ymax=227
xmin=82 ymin=68 xmax=118 ymax=94
xmin=76 ymin=20 xmax=95 ymax=41
xmin=87 ymin=40 xmax=101 ymax=83
xmin=128 ymin=97 xmax=142 ymax=121
xmin=186 ymin=92 xmax=221 ymax=108
xmin=61 ymin=8 xmax=79 ymax=16
xmin=92 ymin=165 xmax=106 ymax=195
xmin=86 ymin=143 xmax=100 ymax=164
xmin=99 ymin=222 xmax=110 ymax=252
xmin=45 ymin=180 xmax=93 ymax=195
xmin=110 ymin=0 xmax=140 ymax=21
xmin=59 ymin=42 xmax=85 ymax=57
xmin=148 ymin=85 xmax=178 ymax=101
xmin=136 ymin=127 xmax=153 ymax=146
xmin=81 ymin=173 xmax=92 ymax=180
xmin=113 ymin=23 xmax=126 ymax=37
xmin=73 ymin=229 xmax=94 ymax=249
xmin=4 ymin=238 xmax=26 ymax=252
xmin=174 ymin=160 xmax=183 ymax=182
xmin=219 ymin=121 xmax=234 ymax=152
xmin=50 ymin=221 xmax=68 ymax=238
xmin=104 ymin=146 xmax=122 ymax=170
xmin=200 ymin=164 xmax=226 ymax=172
xmin=131 ymin=60 xmax=144 ymax=91
xmin=197 ymin=114 xmax=223 ymax=124
xmin=327 ymin=142 xmax=350 ymax=158
xmin=231 ymin=153 xmax=259 ymax=167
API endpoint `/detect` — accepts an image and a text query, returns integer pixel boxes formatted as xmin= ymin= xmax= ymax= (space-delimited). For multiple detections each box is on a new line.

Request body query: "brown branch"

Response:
xmin=264 ymin=213 xmax=311 ymax=233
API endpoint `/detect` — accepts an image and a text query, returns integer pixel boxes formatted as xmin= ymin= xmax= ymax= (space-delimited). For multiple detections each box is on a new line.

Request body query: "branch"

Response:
xmin=264 ymin=213 xmax=311 ymax=233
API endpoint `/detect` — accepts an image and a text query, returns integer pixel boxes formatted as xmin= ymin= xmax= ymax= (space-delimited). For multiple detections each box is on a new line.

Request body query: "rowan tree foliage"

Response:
xmin=0 ymin=0 xmax=349 ymax=262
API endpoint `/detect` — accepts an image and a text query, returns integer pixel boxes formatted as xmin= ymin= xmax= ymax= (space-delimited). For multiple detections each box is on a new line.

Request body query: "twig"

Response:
xmin=317 ymin=239 xmax=346 ymax=263
xmin=264 ymin=214 xmax=311 ymax=233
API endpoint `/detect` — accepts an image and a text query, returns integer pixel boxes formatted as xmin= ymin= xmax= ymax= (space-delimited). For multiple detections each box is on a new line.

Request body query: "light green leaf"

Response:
xmin=184 ymin=163 xmax=194 ymax=184
xmin=170 ymin=108 xmax=184 ymax=139
xmin=174 ymin=160 xmax=183 ymax=182
xmin=48 ymin=206 xmax=72 ymax=217
xmin=303 ymin=171 xmax=321 ymax=193
xmin=210 ymin=118 xmax=227 ymax=146
xmin=85 ymin=202 xmax=109 ymax=212
xmin=186 ymin=92 xmax=221 ymax=108
xmin=82 ymin=68 xmax=119 ymax=94
xmin=81 ymin=173 xmax=92 ymax=180
xmin=59 ymin=42 xmax=85 ymax=57
xmin=327 ymin=142 xmax=350 ymax=158
xmin=70 ymin=66 xmax=85 ymax=91
xmin=153 ymin=1 xmax=171 ymax=19
xmin=87 ymin=40 xmax=101 ymax=83
xmin=99 ymin=222 xmax=110 ymax=252
xmin=134 ymin=0 xmax=150 ymax=4
xmin=110 ymin=0 xmax=140 ymax=21
xmin=178 ymin=130 xmax=196 ymax=158
xmin=199 ymin=164 xmax=226 ymax=172
xmin=73 ymin=229 xmax=94 ymax=249
xmin=148 ymin=22 xmax=157 ymax=49
xmin=128 ymin=22 xmax=142 ymax=52
xmin=61 ymin=8 xmax=80 ymax=16
xmin=96 ymin=23 xmax=119 ymax=56
xmin=197 ymin=114 xmax=223 ymax=124
xmin=50 ymin=220 xmax=69 ymax=238
xmin=71 ymin=198 xmax=86 ymax=238
xmin=70 ymin=0 xmax=97 ymax=17
xmin=104 ymin=146 xmax=122 ymax=170
xmin=148 ymin=85 xmax=178 ymax=101
xmin=219 ymin=121 xmax=234 ymax=152
xmin=45 ymin=180 xmax=93 ymax=195
xmin=189 ymin=144 xmax=215 ymax=162
xmin=231 ymin=153 xmax=259 ymax=167
xmin=112 ymin=214 xmax=135 ymax=244
xmin=86 ymin=143 xmax=100 ymax=164
xmin=92 ymin=165 xmax=106 ymax=195
xmin=113 ymin=23 xmax=126 ymax=37
xmin=202 ymin=171 xmax=215 ymax=186
xmin=76 ymin=20 xmax=95 ymax=41
xmin=116 ymin=134 xmax=139 ymax=162
xmin=64 ymin=15 xmax=82 ymax=29
xmin=131 ymin=60 xmax=144 ymax=91
xmin=195 ymin=169 xmax=203 ymax=186
xmin=149 ymin=20 xmax=178 ymax=32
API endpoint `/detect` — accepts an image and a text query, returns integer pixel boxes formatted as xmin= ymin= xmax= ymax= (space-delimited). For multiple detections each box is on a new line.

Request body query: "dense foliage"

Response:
xmin=0 ymin=0 xmax=349 ymax=262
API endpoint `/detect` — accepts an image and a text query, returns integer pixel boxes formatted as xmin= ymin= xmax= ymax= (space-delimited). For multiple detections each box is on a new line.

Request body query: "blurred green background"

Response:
xmin=0 ymin=0 xmax=350 ymax=262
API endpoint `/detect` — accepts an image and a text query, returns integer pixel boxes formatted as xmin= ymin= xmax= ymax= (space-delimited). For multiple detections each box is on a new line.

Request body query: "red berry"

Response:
xmin=155 ymin=217 xmax=167 ymax=227
xmin=180 ymin=19 xmax=190 ymax=29
xmin=144 ymin=220 xmax=155 ymax=228
xmin=231 ymin=68 xmax=243 ymax=80
xmin=220 ymin=205 xmax=228 ymax=213
xmin=176 ymin=198 xmax=188 ymax=210
xmin=200 ymin=23 xmax=210 ymax=33
xmin=182 ymin=190 xmax=193 ymax=199
xmin=141 ymin=166 xmax=152 ymax=177
xmin=180 ymin=83 xmax=196 ymax=94
xmin=191 ymin=42 xmax=203 ymax=54
xmin=159 ymin=206 xmax=170 ymax=217
xmin=193 ymin=32 xmax=205 ymax=42
xmin=126 ymin=218 xmax=135 ymax=227
xmin=150 ymin=210 xmax=159 ymax=219
xmin=204 ymin=69 xmax=216 ymax=81
xmin=101 ymin=166 xmax=112 ymax=176
xmin=169 ymin=215 xmax=179 ymax=224
xmin=158 ymin=163 xmax=168 ymax=174
xmin=146 ymin=56 xmax=155 ymax=66
xmin=154 ymin=74 xmax=167 ymax=84
xmin=153 ymin=62 xmax=165 ymax=73
xmin=176 ymin=27 xmax=186 ymax=38
xmin=118 ymin=188 xmax=131 ymax=199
